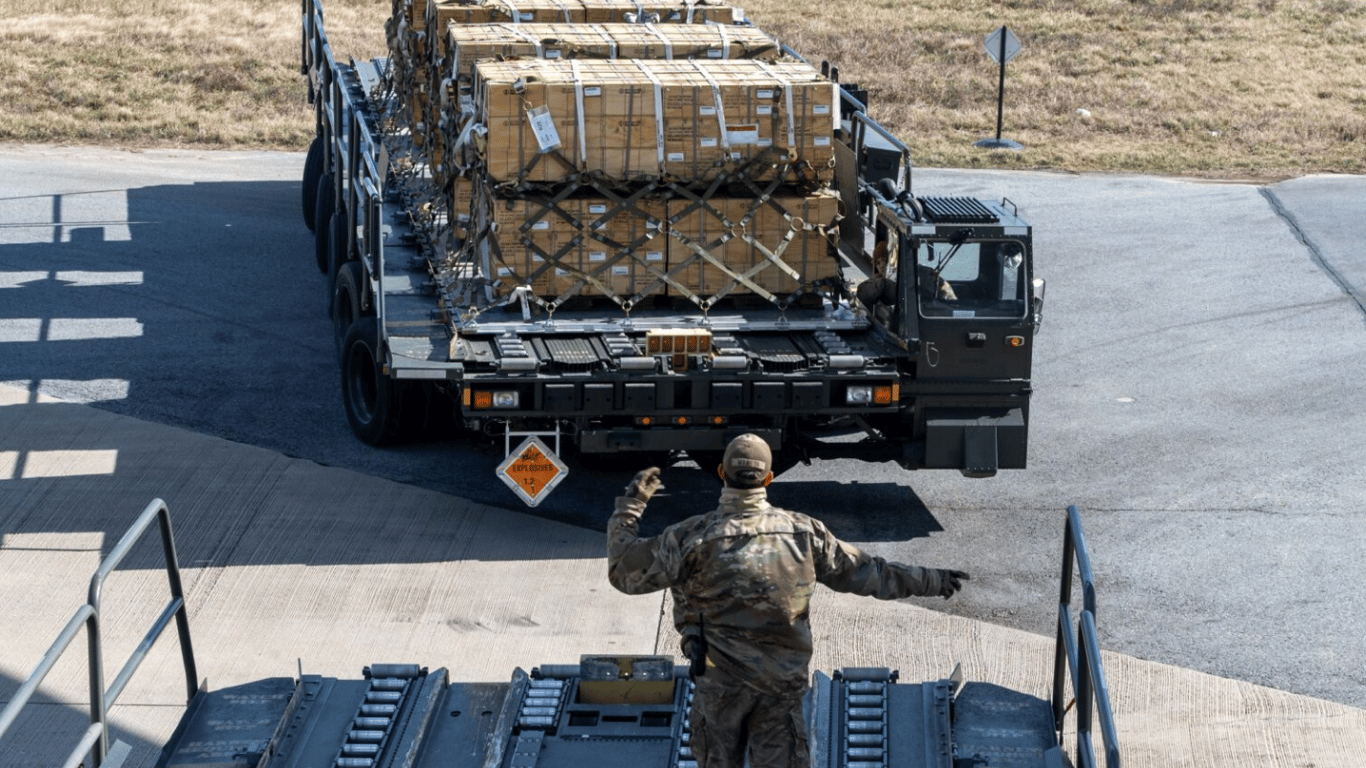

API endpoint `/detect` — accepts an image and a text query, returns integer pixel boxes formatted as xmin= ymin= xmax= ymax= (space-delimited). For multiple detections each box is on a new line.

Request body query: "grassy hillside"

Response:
xmin=1 ymin=0 xmax=1362 ymax=177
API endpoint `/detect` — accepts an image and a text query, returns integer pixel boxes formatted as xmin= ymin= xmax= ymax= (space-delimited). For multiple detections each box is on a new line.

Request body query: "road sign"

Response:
xmin=497 ymin=436 xmax=568 ymax=507
xmin=976 ymin=26 xmax=1024 ymax=150
xmin=984 ymin=26 xmax=1021 ymax=64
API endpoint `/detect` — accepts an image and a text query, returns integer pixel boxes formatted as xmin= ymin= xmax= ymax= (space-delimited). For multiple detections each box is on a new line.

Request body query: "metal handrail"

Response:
xmin=0 ymin=498 xmax=199 ymax=768
xmin=1051 ymin=505 xmax=1122 ymax=768
xmin=0 ymin=605 xmax=95 ymax=739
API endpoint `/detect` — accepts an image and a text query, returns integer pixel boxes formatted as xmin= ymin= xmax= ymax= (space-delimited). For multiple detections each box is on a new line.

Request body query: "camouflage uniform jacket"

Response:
xmin=608 ymin=487 xmax=946 ymax=694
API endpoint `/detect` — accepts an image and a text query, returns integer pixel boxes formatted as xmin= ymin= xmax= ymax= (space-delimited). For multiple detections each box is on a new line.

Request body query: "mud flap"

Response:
xmin=963 ymin=424 xmax=999 ymax=478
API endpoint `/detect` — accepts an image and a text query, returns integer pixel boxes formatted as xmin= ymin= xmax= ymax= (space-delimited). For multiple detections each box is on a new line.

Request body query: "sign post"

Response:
xmin=497 ymin=435 xmax=569 ymax=507
xmin=975 ymin=26 xmax=1024 ymax=150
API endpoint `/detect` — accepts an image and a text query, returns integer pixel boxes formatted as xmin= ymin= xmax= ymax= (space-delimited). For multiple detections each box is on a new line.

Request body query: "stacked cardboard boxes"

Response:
xmin=428 ymin=22 xmax=779 ymax=189
xmin=472 ymin=186 xmax=839 ymax=301
xmin=443 ymin=23 xmax=781 ymax=83
xmin=394 ymin=0 xmax=846 ymax=307
xmin=481 ymin=194 xmax=668 ymax=299
xmin=665 ymin=189 xmax=842 ymax=297
xmin=473 ymin=58 xmax=837 ymax=186
xmin=391 ymin=0 xmax=741 ymax=153
xmin=419 ymin=0 xmax=740 ymax=96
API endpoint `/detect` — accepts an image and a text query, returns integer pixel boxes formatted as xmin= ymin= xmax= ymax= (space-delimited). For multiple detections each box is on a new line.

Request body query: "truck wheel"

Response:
xmin=332 ymin=260 xmax=370 ymax=363
xmin=313 ymin=172 xmax=335 ymax=273
xmin=687 ymin=450 xmax=724 ymax=480
xmin=341 ymin=317 xmax=403 ymax=446
xmin=327 ymin=209 xmax=350 ymax=310
xmin=302 ymin=137 xmax=323 ymax=232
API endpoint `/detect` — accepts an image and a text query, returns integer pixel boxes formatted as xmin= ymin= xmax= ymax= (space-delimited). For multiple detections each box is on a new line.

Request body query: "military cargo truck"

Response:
xmin=300 ymin=0 xmax=1045 ymax=504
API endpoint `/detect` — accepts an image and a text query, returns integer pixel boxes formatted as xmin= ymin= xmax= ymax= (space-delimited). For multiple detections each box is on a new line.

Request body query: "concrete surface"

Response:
xmin=2 ymin=388 xmax=1364 ymax=768
xmin=0 ymin=390 xmax=1360 ymax=765
xmin=2 ymin=147 xmax=1365 ymax=767
xmin=3 ymin=147 xmax=1363 ymax=709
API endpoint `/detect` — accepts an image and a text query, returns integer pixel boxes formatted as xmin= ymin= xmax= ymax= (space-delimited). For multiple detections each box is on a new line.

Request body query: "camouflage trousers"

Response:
xmin=689 ymin=664 xmax=809 ymax=768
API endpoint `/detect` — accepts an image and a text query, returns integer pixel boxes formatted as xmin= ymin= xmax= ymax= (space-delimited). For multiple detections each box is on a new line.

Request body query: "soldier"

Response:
xmin=607 ymin=433 xmax=970 ymax=768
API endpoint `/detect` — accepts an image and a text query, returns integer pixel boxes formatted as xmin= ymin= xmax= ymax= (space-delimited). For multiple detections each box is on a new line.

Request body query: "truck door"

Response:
xmin=915 ymin=237 xmax=1033 ymax=381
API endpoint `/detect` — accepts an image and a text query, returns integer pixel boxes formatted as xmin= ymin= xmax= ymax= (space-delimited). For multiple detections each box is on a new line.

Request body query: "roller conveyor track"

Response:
xmin=331 ymin=665 xmax=420 ymax=767
xmin=156 ymin=659 xmax=1064 ymax=768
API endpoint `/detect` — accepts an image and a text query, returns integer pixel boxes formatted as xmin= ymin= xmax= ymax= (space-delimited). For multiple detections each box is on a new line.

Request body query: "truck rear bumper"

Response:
xmin=923 ymin=407 xmax=1027 ymax=477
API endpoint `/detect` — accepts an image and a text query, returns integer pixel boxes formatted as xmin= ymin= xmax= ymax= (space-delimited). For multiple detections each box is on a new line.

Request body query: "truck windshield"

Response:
xmin=917 ymin=240 xmax=1028 ymax=319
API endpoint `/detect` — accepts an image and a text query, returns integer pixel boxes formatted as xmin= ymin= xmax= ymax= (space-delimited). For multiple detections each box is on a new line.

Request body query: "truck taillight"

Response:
xmin=472 ymin=390 xmax=519 ymax=409
xmin=847 ymin=383 xmax=898 ymax=406
xmin=874 ymin=383 xmax=899 ymax=405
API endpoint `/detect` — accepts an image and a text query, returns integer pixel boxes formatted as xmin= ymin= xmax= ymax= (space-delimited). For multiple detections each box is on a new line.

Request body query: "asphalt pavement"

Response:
xmin=1 ymin=146 xmax=1364 ymax=766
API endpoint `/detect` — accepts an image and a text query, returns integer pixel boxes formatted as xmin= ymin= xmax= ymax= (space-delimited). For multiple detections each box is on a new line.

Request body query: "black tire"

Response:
xmin=687 ymin=450 xmax=725 ymax=481
xmin=327 ymin=209 xmax=351 ymax=311
xmin=302 ymin=137 xmax=324 ymax=232
xmin=313 ymin=171 xmax=335 ymax=273
xmin=771 ymin=449 xmax=806 ymax=478
xmin=574 ymin=449 xmax=672 ymax=473
xmin=341 ymin=317 xmax=403 ymax=446
xmin=332 ymin=260 xmax=369 ymax=363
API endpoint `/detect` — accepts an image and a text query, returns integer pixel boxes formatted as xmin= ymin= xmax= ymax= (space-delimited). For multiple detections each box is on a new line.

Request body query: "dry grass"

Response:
xmin=2 ymin=0 xmax=1363 ymax=176
xmin=745 ymin=0 xmax=1366 ymax=178
xmin=0 ymin=0 xmax=386 ymax=146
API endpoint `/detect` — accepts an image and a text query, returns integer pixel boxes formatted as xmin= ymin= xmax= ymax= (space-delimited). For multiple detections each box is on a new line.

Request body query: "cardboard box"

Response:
xmin=474 ymin=58 xmax=836 ymax=186
xmin=426 ymin=0 xmax=742 ymax=61
xmin=444 ymin=23 xmax=780 ymax=82
xmin=480 ymin=191 xmax=668 ymax=300
xmin=665 ymin=189 xmax=841 ymax=297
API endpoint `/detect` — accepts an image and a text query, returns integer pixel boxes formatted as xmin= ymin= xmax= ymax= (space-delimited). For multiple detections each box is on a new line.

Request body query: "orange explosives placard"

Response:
xmin=497 ymin=436 xmax=569 ymax=506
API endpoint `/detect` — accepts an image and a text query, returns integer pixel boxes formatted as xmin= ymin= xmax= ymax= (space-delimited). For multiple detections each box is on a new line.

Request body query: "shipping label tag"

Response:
xmin=727 ymin=124 xmax=760 ymax=145
xmin=527 ymin=105 xmax=562 ymax=153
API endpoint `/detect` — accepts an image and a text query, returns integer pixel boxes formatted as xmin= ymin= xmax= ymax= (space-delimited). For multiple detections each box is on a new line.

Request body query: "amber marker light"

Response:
xmin=873 ymin=385 xmax=895 ymax=405
xmin=1006 ymin=336 xmax=1025 ymax=347
xmin=473 ymin=391 xmax=493 ymax=409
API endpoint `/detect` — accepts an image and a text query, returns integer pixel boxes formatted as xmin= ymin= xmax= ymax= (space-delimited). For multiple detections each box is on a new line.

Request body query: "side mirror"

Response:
xmin=1031 ymin=278 xmax=1047 ymax=330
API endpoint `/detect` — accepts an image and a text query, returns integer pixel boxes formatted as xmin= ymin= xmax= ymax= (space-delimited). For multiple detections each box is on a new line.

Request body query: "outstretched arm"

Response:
xmin=812 ymin=520 xmax=969 ymax=599
xmin=606 ymin=468 xmax=672 ymax=595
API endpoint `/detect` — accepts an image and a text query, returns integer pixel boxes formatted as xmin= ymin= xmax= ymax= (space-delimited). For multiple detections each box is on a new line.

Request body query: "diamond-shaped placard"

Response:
xmin=497 ymin=436 xmax=569 ymax=507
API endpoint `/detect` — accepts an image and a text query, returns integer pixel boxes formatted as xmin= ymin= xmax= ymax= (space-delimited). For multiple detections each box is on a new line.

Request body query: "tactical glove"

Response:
xmin=624 ymin=467 xmax=664 ymax=503
xmin=937 ymin=569 xmax=970 ymax=599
